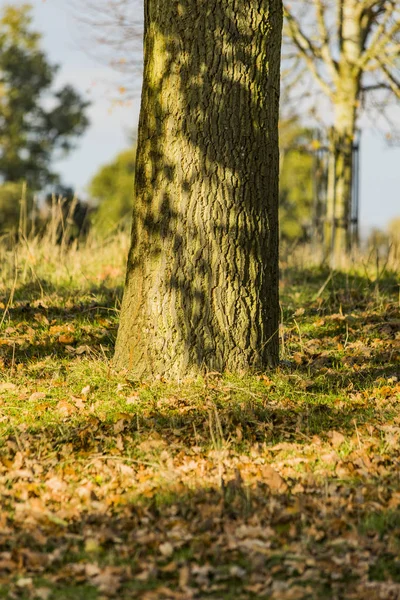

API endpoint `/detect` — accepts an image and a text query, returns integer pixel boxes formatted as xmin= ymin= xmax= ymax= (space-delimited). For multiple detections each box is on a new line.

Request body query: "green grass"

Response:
xmin=0 ymin=236 xmax=399 ymax=599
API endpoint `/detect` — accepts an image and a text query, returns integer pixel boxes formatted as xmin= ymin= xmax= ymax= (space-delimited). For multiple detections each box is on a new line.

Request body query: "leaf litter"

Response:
xmin=0 ymin=265 xmax=399 ymax=598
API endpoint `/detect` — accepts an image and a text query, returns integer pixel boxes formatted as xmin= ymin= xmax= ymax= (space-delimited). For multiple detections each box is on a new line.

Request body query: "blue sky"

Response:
xmin=2 ymin=0 xmax=400 ymax=233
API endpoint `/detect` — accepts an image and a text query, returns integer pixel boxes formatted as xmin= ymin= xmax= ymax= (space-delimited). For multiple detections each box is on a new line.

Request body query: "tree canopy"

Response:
xmin=88 ymin=147 xmax=136 ymax=237
xmin=0 ymin=3 xmax=90 ymax=189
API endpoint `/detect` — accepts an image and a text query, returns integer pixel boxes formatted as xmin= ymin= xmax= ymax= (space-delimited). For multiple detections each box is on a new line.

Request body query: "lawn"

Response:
xmin=0 ymin=235 xmax=399 ymax=599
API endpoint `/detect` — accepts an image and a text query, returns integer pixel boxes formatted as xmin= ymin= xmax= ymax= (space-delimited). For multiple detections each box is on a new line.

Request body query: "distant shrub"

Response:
xmin=89 ymin=147 xmax=136 ymax=238
xmin=0 ymin=181 xmax=36 ymax=238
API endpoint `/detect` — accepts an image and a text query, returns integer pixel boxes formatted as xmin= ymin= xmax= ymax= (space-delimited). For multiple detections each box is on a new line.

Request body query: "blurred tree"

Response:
xmin=88 ymin=147 xmax=136 ymax=237
xmin=283 ymin=0 xmax=400 ymax=263
xmin=388 ymin=216 xmax=400 ymax=243
xmin=0 ymin=4 xmax=90 ymax=189
xmin=0 ymin=182 xmax=35 ymax=237
xmin=43 ymin=185 xmax=92 ymax=244
xmin=279 ymin=118 xmax=314 ymax=242
xmin=367 ymin=226 xmax=390 ymax=257
xmin=387 ymin=216 xmax=400 ymax=257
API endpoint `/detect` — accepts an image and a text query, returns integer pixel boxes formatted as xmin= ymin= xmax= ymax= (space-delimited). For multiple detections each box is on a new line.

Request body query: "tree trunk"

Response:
xmin=324 ymin=0 xmax=360 ymax=266
xmin=324 ymin=109 xmax=356 ymax=266
xmin=114 ymin=0 xmax=283 ymax=379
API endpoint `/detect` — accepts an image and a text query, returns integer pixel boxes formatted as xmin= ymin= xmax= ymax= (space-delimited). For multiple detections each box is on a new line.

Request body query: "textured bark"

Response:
xmin=114 ymin=0 xmax=283 ymax=379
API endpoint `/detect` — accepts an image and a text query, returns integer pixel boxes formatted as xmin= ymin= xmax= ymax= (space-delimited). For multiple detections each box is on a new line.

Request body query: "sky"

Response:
xmin=2 ymin=0 xmax=400 ymax=233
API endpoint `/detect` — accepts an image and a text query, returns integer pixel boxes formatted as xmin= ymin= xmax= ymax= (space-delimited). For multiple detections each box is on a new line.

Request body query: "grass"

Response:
xmin=0 ymin=231 xmax=399 ymax=599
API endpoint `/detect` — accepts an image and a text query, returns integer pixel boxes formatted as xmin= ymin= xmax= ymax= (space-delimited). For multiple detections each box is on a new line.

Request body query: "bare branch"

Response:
xmin=361 ymin=82 xmax=392 ymax=91
xmin=378 ymin=60 xmax=400 ymax=99
xmin=284 ymin=5 xmax=322 ymax=61
xmin=284 ymin=5 xmax=335 ymax=98
xmin=315 ymin=0 xmax=339 ymax=80
xmin=358 ymin=2 xmax=399 ymax=70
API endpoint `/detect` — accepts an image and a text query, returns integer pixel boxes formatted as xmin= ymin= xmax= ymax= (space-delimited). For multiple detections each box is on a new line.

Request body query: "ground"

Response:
xmin=0 ymin=235 xmax=399 ymax=599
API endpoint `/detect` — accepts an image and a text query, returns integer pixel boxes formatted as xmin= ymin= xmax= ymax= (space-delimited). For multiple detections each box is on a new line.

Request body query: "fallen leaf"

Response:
xmin=328 ymin=430 xmax=346 ymax=448
xmin=56 ymin=400 xmax=76 ymax=417
xmin=34 ymin=588 xmax=52 ymax=600
xmin=58 ymin=334 xmax=75 ymax=344
xmin=29 ymin=391 xmax=46 ymax=401
xmin=0 ymin=382 xmax=16 ymax=392
xmin=260 ymin=465 xmax=288 ymax=492
xmin=159 ymin=541 xmax=174 ymax=557
xmin=114 ymin=419 xmax=126 ymax=434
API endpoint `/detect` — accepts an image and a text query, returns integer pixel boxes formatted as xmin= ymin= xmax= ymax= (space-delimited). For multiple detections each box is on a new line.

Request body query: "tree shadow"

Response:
xmin=0 ymin=281 xmax=123 ymax=366
xmin=1 ymin=400 xmax=399 ymax=598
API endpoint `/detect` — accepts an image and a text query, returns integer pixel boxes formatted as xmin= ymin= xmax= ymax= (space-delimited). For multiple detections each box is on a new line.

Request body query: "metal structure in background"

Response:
xmin=311 ymin=129 xmax=329 ymax=247
xmin=350 ymin=129 xmax=361 ymax=248
xmin=311 ymin=128 xmax=361 ymax=251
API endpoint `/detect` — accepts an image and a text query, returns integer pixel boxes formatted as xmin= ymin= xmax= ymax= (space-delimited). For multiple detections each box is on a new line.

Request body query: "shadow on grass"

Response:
xmin=0 ymin=281 xmax=123 ymax=365
xmin=1 ymin=468 xmax=399 ymax=599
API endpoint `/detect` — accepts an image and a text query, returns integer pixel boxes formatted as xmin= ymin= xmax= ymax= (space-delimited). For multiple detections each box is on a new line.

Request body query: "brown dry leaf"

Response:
xmin=34 ymin=313 xmax=49 ymax=326
xmin=293 ymin=352 xmax=303 ymax=365
xmin=115 ymin=435 xmax=124 ymax=451
xmin=50 ymin=324 xmax=75 ymax=334
xmin=159 ymin=541 xmax=174 ymax=557
xmin=59 ymin=334 xmax=75 ymax=344
xmin=328 ymin=430 xmax=346 ymax=448
xmin=34 ymin=588 xmax=52 ymax=600
xmin=260 ymin=464 xmax=288 ymax=492
xmin=114 ymin=419 xmax=126 ymax=434
xmin=91 ymin=566 xmax=122 ymax=596
xmin=142 ymin=587 xmax=188 ymax=600
xmin=0 ymin=556 xmax=17 ymax=571
xmin=29 ymin=391 xmax=46 ymax=401
xmin=56 ymin=400 xmax=76 ymax=417
xmin=299 ymin=379 xmax=314 ymax=390
xmin=0 ymin=382 xmax=16 ymax=392
xmin=126 ymin=394 xmax=139 ymax=404
xmin=140 ymin=439 xmax=167 ymax=452
xmin=72 ymin=396 xmax=86 ymax=410
xmin=16 ymin=577 xmax=33 ymax=588
xmin=179 ymin=564 xmax=190 ymax=588
xmin=388 ymin=492 xmax=400 ymax=509
xmin=76 ymin=345 xmax=91 ymax=354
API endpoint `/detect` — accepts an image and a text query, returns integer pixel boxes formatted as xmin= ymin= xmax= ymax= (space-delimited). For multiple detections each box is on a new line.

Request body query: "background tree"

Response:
xmin=283 ymin=0 xmax=400 ymax=263
xmin=89 ymin=147 xmax=136 ymax=238
xmin=0 ymin=3 xmax=90 ymax=189
xmin=114 ymin=0 xmax=283 ymax=379
xmin=279 ymin=117 xmax=315 ymax=242
xmin=0 ymin=182 xmax=35 ymax=238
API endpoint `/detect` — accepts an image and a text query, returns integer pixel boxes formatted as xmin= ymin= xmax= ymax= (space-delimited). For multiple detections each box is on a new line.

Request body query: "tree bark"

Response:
xmin=324 ymin=0 xmax=361 ymax=266
xmin=114 ymin=0 xmax=283 ymax=379
xmin=324 ymin=107 xmax=356 ymax=266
